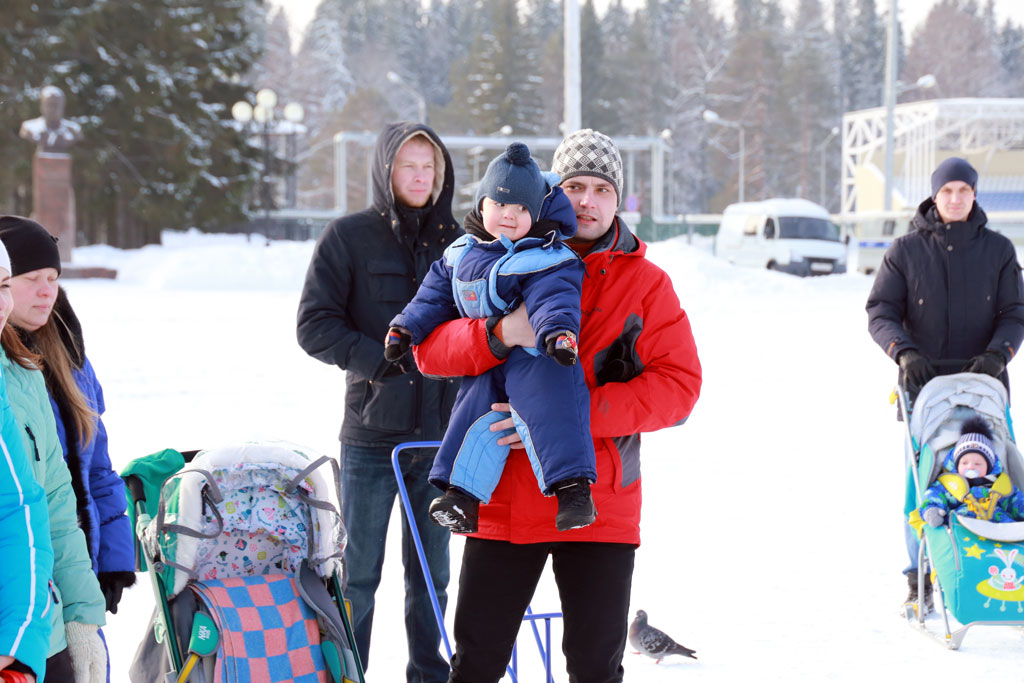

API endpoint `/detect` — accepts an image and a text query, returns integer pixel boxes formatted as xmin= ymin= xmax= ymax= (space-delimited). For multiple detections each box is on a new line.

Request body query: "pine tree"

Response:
xmin=663 ymin=0 xmax=730 ymax=211
xmin=845 ymin=0 xmax=886 ymax=110
xmin=448 ymin=0 xmax=543 ymax=135
xmin=12 ymin=0 xmax=265 ymax=246
xmin=781 ymin=0 xmax=839 ymax=202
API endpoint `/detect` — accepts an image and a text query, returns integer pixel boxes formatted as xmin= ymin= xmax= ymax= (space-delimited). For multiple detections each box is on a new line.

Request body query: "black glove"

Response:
xmin=384 ymin=327 xmax=411 ymax=362
xmin=98 ymin=570 xmax=136 ymax=614
xmin=963 ymin=350 xmax=1006 ymax=378
xmin=898 ymin=349 xmax=936 ymax=392
xmin=545 ymin=330 xmax=578 ymax=366
xmin=381 ymin=353 xmax=416 ymax=378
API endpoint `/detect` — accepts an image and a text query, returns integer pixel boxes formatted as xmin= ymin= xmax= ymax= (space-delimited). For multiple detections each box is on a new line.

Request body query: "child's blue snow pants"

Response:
xmin=428 ymin=346 xmax=596 ymax=501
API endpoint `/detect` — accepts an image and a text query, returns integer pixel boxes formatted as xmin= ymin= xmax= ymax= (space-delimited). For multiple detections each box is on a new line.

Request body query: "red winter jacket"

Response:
xmin=413 ymin=217 xmax=702 ymax=545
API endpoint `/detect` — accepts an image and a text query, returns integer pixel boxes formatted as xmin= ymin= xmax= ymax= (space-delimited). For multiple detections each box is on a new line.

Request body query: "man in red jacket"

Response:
xmin=413 ymin=128 xmax=702 ymax=682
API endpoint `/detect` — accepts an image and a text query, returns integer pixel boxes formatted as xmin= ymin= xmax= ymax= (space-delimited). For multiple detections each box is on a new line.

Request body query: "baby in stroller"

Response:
xmin=919 ymin=416 xmax=1024 ymax=527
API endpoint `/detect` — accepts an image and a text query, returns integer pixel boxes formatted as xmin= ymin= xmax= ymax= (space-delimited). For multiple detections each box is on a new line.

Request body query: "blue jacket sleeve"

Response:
xmin=920 ymin=481 xmax=952 ymax=516
xmin=0 ymin=375 xmax=53 ymax=681
xmin=78 ymin=359 xmax=134 ymax=574
xmin=390 ymin=254 xmax=459 ymax=344
xmin=518 ymin=253 xmax=585 ymax=348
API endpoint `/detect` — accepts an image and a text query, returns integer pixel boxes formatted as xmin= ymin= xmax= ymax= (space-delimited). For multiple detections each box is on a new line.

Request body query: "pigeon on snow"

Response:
xmin=628 ymin=609 xmax=697 ymax=663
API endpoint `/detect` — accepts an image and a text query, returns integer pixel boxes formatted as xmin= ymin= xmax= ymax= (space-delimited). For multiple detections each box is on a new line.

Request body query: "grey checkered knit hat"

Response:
xmin=551 ymin=129 xmax=623 ymax=204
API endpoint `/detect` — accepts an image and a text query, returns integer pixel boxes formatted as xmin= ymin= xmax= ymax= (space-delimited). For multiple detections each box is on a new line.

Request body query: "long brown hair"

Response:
xmin=0 ymin=325 xmax=41 ymax=370
xmin=17 ymin=309 xmax=96 ymax=447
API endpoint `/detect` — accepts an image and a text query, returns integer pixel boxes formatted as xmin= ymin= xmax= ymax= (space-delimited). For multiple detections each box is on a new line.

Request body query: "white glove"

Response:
xmin=65 ymin=622 xmax=107 ymax=683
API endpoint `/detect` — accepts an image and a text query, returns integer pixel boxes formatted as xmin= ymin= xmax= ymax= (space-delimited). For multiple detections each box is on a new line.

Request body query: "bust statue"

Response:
xmin=20 ymin=86 xmax=83 ymax=154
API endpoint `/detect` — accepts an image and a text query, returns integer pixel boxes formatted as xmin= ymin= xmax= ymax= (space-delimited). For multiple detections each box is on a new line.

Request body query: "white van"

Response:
xmin=714 ymin=198 xmax=847 ymax=276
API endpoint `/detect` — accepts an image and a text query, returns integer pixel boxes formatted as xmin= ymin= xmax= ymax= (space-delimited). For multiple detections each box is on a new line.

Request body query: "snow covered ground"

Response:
xmin=67 ymin=229 xmax=1024 ymax=681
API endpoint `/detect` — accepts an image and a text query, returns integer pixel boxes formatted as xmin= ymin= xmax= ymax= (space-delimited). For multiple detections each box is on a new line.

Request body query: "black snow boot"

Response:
xmin=905 ymin=570 xmax=934 ymax=612
xmin=429 ymin=487 xmax=479 ymax=533
xmin=553 ymin=478 xmax=597 ymax=531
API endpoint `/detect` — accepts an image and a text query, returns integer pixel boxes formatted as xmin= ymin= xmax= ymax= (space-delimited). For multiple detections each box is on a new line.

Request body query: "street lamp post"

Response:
xmin=883 ymin=1 xmax=937 ymax=210
xmin=232 ymin=88 xmax=305 ymax=234
xmin=703 ymin=109 xmax=745 ymax=203
xmin=386 ymin=71 xmax=427 ymax=124
xmin=816 ymin=126 xmax=840 ymax=207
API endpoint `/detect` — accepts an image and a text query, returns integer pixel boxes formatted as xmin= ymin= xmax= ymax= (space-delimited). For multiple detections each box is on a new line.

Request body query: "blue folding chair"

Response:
xmin=391 ymin=441 xmax=562 ymax=682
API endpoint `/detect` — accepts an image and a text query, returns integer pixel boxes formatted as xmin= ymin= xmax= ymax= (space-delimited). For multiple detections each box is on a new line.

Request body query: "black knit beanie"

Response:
xmin=0 ymin=215 xmax=62 ymax=276
xmin=931 ymin=157 xmax=978 ymax=198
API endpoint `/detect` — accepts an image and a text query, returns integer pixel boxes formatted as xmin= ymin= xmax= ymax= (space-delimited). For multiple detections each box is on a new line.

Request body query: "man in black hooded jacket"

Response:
xmin=297 ymin=122 xmax=462 ymax=681
xmin=866 ymin=156 xmax=1024 ymax=608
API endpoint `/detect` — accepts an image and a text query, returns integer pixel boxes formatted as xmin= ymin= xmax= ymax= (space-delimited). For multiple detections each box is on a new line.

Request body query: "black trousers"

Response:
xmin=449 ymin=537 xmax=635 ymax=683
xmin=43 ymin=648 xmax=74 ymax=682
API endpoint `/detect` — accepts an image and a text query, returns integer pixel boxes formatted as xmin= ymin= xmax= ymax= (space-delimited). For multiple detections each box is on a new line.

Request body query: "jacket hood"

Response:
xmin=370 ymin=121 xmax=458 ymax=233
xmin=911 ymin=197 xmax=988 ymax=235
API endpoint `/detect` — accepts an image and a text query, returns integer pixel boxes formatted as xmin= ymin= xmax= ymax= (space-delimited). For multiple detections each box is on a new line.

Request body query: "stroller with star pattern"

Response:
xmin=122 ymin=442 xmax=365 ymax=682
xmin=901 ymin=372 xmax=1024 ymax=648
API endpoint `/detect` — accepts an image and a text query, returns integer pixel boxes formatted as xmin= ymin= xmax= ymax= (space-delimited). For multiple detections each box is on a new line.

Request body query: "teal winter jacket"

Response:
xmin=2 ymin=349 xmax=105 ymax=656
xmin=0 ymin=355 xmax=53 ymax=679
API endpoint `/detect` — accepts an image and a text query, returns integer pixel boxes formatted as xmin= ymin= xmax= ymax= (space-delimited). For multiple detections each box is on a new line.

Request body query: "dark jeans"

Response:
xmin=449 ymin=537 xmax=635 ymax=683
xmin=340 ymin=443 xmax=451 ymax=683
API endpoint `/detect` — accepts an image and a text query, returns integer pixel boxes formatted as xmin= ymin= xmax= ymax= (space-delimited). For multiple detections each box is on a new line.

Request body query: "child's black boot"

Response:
xmin=429 ymin=487 xmax=479 ymax=533
xmin=553 ymin=477 xmax=596 ymax=531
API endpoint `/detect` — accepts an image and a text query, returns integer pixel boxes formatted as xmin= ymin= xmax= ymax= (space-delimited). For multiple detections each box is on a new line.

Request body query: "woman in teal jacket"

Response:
xmin=0 ymin=240 xmax=53 ymax=683
xmin=0 ymin=271 xmax=106 ymax=679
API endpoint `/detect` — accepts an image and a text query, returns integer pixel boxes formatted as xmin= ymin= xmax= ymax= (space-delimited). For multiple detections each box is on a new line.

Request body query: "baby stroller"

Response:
xmin=901 ymin=372 xmax=1024 ymax=649
xmin=121 ymin=442 xmax=365 ymax=682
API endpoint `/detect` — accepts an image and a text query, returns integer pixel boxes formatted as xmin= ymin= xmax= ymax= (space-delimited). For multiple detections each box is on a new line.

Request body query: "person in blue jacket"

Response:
xmin=919 ymin=417 xmax=1024 ymax=526
xmin=385 ymin=143 xmax=597 ymax=534
xmin=0 ymin=238 xmax=54 ymax=683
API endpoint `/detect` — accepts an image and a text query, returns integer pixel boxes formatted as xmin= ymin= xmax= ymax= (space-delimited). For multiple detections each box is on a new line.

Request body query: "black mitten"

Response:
xmin=898 ymin=349 xmax=936 ymax=392
xmin=962 ymin=350 xmax=1006 ymax=378
xmin=98 ymin=570 xmax=136 ymax=614
xmin=384 ymin=327 xmax=411 ymax=361
xmin=545 ymin=331 xmax=578 ymax=366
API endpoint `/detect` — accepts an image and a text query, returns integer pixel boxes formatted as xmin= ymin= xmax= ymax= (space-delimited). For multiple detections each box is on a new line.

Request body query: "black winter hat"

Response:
xmin=476 ymin=142 xmax=547 ymax=221
xmin=0 ymin=215 xmax=61 ymax=276
xmin=931 ymin=157 xmax=978 ymax=198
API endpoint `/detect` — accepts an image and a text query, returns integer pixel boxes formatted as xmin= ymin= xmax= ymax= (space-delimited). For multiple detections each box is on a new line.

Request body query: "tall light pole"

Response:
xmin=563 ymin=0 xmax=581 ymax=134
xmin=883 ymin=0 xmax=938 ymax=211
xmin=386 ymin=71 xmax=427 ymax=124
xmin=883 ymin=0 xmax=899 ymax=210
xmin=703 ymin=109 xmax=745 ymax=203
xmin=816 ymin=126 xmax=840 ymax=207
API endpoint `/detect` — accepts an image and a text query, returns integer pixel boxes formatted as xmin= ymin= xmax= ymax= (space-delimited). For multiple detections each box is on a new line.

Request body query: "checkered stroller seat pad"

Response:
xmin=191 ymin=574 xmax=329 ymax=683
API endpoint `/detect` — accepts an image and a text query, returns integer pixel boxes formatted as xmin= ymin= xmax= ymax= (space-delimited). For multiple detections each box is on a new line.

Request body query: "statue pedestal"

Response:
xmin=32 ymin=153 xmax=75 ymax=262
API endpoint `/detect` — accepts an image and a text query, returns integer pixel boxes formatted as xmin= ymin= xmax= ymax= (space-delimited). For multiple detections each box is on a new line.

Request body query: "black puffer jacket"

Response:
xmin=297 ymin=122 xmax=463 ymax=446
xmin=867 ymin=198 xmax=1024 ymax=393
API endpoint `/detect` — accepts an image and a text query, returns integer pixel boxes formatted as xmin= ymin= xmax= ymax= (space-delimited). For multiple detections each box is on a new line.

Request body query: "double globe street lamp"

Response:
xmin=231 ymin=88 xmax=306 ymax=231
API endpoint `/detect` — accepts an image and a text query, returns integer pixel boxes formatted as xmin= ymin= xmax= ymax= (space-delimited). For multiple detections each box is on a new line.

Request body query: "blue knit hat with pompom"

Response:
xmin=476 ymin=142 xmax=547 ymax=221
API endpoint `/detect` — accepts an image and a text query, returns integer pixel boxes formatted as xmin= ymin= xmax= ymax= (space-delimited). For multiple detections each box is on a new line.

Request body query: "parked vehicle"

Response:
xmin=713 ymin=198 xmax=847 ymax=276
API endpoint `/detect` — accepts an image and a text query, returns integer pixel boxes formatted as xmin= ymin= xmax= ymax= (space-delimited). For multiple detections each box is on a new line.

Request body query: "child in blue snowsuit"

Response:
xmin=920 ymin=416 xmax=1024 ymax=526
xmin=385 ymin=142 xmax=597 ymax=533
